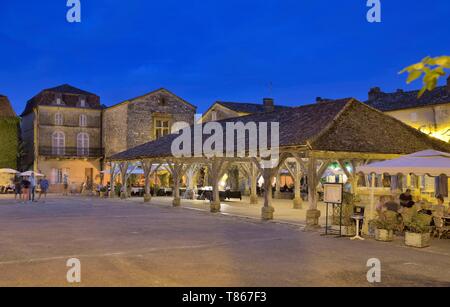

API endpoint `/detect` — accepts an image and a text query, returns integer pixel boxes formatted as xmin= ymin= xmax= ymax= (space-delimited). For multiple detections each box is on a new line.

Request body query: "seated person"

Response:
xmin=384 ymin=198 xmax=400 ymax=212
xmin=399 ymin=189 xmax=415 ymax=208
xmin=376 ymin=195 xmax=400 ymax=213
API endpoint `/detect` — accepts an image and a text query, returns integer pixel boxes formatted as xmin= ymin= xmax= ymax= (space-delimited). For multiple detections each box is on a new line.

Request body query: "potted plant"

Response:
xmin=99 ymin=186 xmax=107 ymax=198
xmin=370 ymin=211 xmax=397 ymax=242
xmin=404 ymin=213 xmax=432 ymax=248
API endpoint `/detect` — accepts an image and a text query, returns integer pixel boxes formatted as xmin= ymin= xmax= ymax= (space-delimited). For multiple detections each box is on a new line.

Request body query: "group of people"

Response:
xmin=378 ymin=188 xmax=450 ymax=217
xmin=13 ymin=173 xmax=49 ymax=202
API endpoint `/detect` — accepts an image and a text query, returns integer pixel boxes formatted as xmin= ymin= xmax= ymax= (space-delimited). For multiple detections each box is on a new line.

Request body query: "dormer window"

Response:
xmin=55 ymin=94 xmax=64 ymax=105
xmin=80 ymin=97 xmax=86 ymax=108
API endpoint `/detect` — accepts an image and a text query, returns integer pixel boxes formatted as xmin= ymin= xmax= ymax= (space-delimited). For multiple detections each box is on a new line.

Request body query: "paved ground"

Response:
xmin=128 ymin=195 xmax=329 ymax=227
xmin=0 ymin=195 xmax=449 ymax=287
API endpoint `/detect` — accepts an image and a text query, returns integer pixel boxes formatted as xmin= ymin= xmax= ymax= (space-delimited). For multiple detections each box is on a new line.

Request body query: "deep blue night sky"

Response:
xmin=1 ymin=0 xmax=449 ymax=114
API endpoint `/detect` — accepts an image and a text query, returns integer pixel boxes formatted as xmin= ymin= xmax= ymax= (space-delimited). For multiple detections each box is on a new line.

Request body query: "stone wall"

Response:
xmin=103 ymin=89 xmax=196 ymax=157
xmin=202 ymin=104 xmax=240 ymax=122
xmin=37 ymin=106 xmax=102 ymax=149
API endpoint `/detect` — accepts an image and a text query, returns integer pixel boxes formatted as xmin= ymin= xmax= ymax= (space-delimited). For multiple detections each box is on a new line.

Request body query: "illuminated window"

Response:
xmin=80 ymin=97 xmax=86 ymax=107
xmin=55 ymin=113 xmax=63 ymax=125
xmin=154 ymin=119 xmax=170 ymax=139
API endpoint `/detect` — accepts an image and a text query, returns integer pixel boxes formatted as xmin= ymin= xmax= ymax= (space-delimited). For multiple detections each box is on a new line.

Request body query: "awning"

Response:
xmin=357 ymin=150 xmax=450 ymax=176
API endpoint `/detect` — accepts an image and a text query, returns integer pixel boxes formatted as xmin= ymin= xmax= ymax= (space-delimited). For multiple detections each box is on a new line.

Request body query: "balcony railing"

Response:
xmin=39 ymin=146 xmax=104 ymax=158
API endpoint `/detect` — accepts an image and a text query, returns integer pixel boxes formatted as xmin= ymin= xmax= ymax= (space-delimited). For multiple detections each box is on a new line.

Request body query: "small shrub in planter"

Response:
xmin=404 ymin=213 xmax=432 ymax=248
xmin=370 ymin=211 xmax=398 ymax=242
xmin=99 ymin=186 xmax=107 ymax=198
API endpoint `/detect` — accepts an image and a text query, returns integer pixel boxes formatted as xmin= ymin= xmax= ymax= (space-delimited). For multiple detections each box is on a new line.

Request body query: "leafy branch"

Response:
xmin=399 ymin=56 xmax=450 ymax=97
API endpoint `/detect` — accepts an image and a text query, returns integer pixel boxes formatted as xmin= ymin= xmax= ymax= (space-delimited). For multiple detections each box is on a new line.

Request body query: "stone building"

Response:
xmin=21 ymin=85 xmax=103 ymax=192
xmin=103 ymin=88 xmax=197 ymax=158
xmin=201 ymin=98 xmax=290 ymax=122
xmin=365 ymin=76 xmax=450 ymax=142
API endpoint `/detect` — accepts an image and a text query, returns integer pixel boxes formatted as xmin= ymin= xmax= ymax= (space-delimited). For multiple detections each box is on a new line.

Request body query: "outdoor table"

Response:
xmin=350 ymin=215 xmax=365 ymax=241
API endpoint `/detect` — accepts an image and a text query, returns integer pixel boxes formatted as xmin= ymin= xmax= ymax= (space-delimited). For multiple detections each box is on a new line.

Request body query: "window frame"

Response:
xmin=52 ymin=131 xmax=65 ymax=155
xmin=153 ymin=116 xmax=172 ymax=140
xmin=77 ymin=132 xmax=90 ymax=156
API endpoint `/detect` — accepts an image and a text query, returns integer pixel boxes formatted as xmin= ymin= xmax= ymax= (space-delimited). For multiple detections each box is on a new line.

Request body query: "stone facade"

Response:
xmin=21 ymin=85 xmax=103 ymax=192
xmin=21 ymin=86 xmax=197 ymax=192
xmin=201 ymin=104 xmax=242 ymax=122
xmin=103 ymin=88 xmax=196 ymax=157
xmin=385 ymin=105 xmax=450 ymax=142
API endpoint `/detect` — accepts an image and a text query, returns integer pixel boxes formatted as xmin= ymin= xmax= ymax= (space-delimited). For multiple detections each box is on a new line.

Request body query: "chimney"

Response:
xmin=263 ymin=98 xmax=274 ymax=111
xmin=368 ymin=87 xmax=382 ymax=100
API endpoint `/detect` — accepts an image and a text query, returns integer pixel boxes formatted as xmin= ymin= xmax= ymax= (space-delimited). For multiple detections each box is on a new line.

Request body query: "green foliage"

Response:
xmin=114 ymin=183 xmax=122 ymax=196
xmin=0 ymin=117 xmax=19 ymax=169
xmin=404 ymin=213 xmax=432 ymax=234
xmin=400 ymin=56 xmax=450 ymax=97
xmin=370 ymin=211 xmax=398 ymax=231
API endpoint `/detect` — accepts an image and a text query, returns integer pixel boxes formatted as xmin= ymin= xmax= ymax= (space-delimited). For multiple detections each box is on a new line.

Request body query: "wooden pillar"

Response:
xmin=285 ymin=160 xmax=303 ymax=209
xmin=141 ymin=160 xmax=159 ymax=203
xmin=119 ymin=162 xmax=131 ymax=199
xmin=363 ymin=173 xmax=377 ymax=235
xmin=305 ymin=158 xmax=330 ymax=227
xmin=207 ymin=159 xmax=228 ymax=212
xmin=166 ymin=161 xmax=187 ymax=207
xmin=109 ymin=162 xmax=118 ymax=198
xmin=338 ymin=160 xmax=359 ymax=195
xmin=250 ymin=162 xmax=259 ymax=204
xmin=261 ymin=167 xmax=275 ymax=220
xmin=185 ymin=164 xmax=198 ymax=200
xmin=240 ymin=162 xmax=259 ymax=204
xmin=293 ymin=162 xmax=302 ymax=208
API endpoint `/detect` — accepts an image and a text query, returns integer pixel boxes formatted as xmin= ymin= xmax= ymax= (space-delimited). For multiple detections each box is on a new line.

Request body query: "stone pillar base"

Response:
xmin=144 ymin=194 xmax=151 ymax=203
xmin=261 ymin=206 xmax=275 ymax=220
xmin=210 ymin=202 xmax=221 ymax=213
xmin=293 ymin=198 xmax=303 ymax=209
xmin=172 ymin=198 xmax=181 ymax=207
xmin=305 ymin=209 xmax=321 ymax=228
xmin=250 ymin=195 xmax=258 ymax=205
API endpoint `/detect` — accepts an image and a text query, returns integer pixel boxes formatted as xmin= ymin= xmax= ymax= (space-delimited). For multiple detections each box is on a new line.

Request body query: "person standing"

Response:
xmin=14 ymin=176 xmax=21 ymax=200
xmin=63 ymin=174 xmax=69 ymax=196
xmin=38 ymin=175 xmax=49 ymax=201
xmin=29 ymin=173 xmax=37 ymax=202
xmin=20 ymin=177 xmax=31 ymax=203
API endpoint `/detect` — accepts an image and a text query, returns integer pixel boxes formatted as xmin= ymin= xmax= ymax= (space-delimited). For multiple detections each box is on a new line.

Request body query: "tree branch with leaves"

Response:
xmin=400 ymin=56 xmax=450 ymax=97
